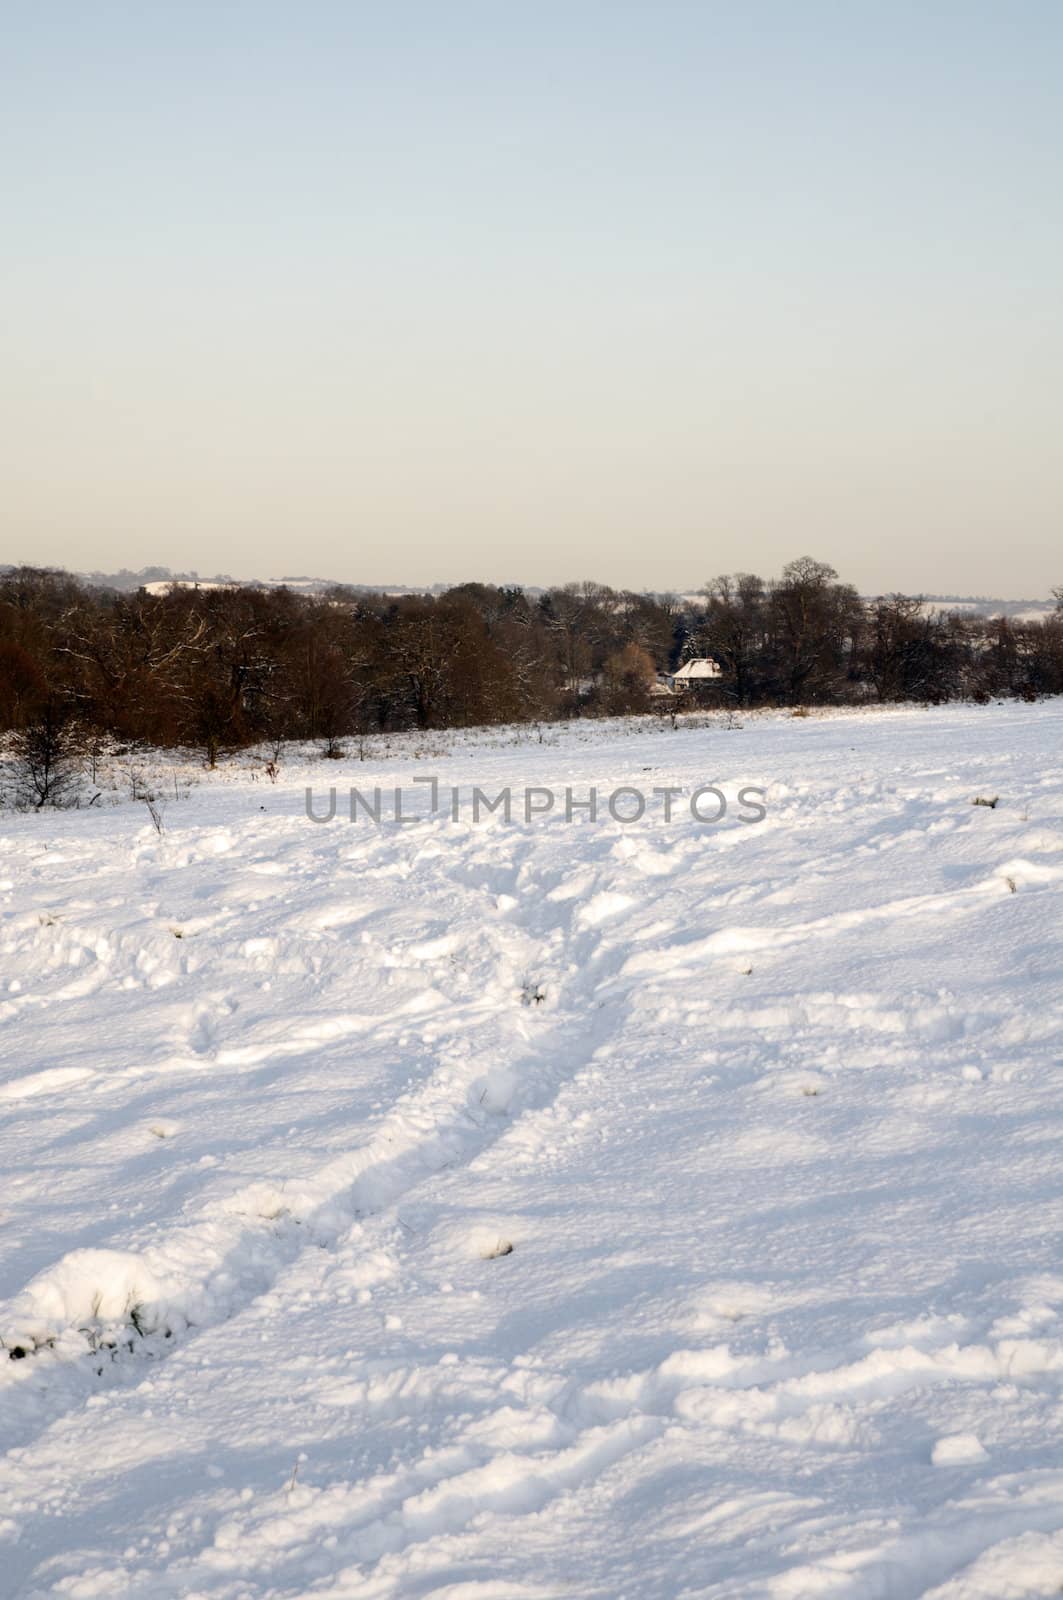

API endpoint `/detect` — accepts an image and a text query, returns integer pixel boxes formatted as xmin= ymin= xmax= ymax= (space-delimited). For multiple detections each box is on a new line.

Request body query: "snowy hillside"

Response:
xmin=2 ymin=703 xmax=1063 ymax=1598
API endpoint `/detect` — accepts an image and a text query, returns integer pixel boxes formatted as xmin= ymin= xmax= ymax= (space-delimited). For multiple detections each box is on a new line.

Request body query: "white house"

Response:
xmin=668 ymin=657 xmax=723 ymax=687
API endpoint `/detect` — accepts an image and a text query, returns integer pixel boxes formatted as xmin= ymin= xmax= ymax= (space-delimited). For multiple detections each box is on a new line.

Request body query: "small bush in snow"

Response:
xmin=11 ymin=702 xmax=84 ymax=809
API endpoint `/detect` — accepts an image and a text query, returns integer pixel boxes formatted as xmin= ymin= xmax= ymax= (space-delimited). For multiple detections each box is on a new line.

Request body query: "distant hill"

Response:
xmin=0 ymin=565 xmax=1058 ymax=619
xmin=907 ymin=596 xmax=1058 ymax=623
xmin=0 ymin=565 xmax=446 ymax=597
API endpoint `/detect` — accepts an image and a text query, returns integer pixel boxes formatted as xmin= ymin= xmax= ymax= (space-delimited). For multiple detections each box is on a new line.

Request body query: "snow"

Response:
xmin=1 ymin=701 xmax=1062 ymax=1597
xmin=933 ymin=1435 xmax=989 ymax=1467
xmin=141 ymin=580 xmax=233 ymax=595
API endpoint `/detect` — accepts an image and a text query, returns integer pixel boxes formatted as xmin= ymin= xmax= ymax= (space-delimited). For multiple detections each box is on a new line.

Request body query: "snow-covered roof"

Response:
xmin=672 ymin=657 xmax=722 ymax=680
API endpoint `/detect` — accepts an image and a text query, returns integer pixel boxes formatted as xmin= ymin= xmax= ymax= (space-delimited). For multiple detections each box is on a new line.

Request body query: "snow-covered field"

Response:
xmin=2 ymin=703 xmax=1063 ymax=1599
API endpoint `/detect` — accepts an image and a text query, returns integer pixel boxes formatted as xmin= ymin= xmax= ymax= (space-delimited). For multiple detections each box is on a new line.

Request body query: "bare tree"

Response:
xmin=702 ymin=574 xmax=767 ymax=705
xmin=12 ymin=698 xmax=82 ymax=808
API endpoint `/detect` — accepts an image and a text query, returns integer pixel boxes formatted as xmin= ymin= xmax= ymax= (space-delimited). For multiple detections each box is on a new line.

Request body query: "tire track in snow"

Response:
xmin=0 ymin=851 xmax=633 ymax=1455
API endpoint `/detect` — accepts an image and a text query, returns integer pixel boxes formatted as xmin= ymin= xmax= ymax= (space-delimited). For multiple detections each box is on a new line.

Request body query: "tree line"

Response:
xmin=1 ymin=559 xmax=1061 ymax=788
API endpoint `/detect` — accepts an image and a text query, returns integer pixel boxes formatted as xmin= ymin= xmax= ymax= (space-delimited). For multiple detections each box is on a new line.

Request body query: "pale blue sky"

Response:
xmin=2 ymin=2 xmax=1060 ymax=593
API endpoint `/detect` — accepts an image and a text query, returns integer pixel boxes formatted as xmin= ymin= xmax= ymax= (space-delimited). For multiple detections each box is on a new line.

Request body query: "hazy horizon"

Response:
xmin=3 ymin=2 xmax=1061 ymax=595
xmin=11 ymin=559 xmax=1056 ymax=608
